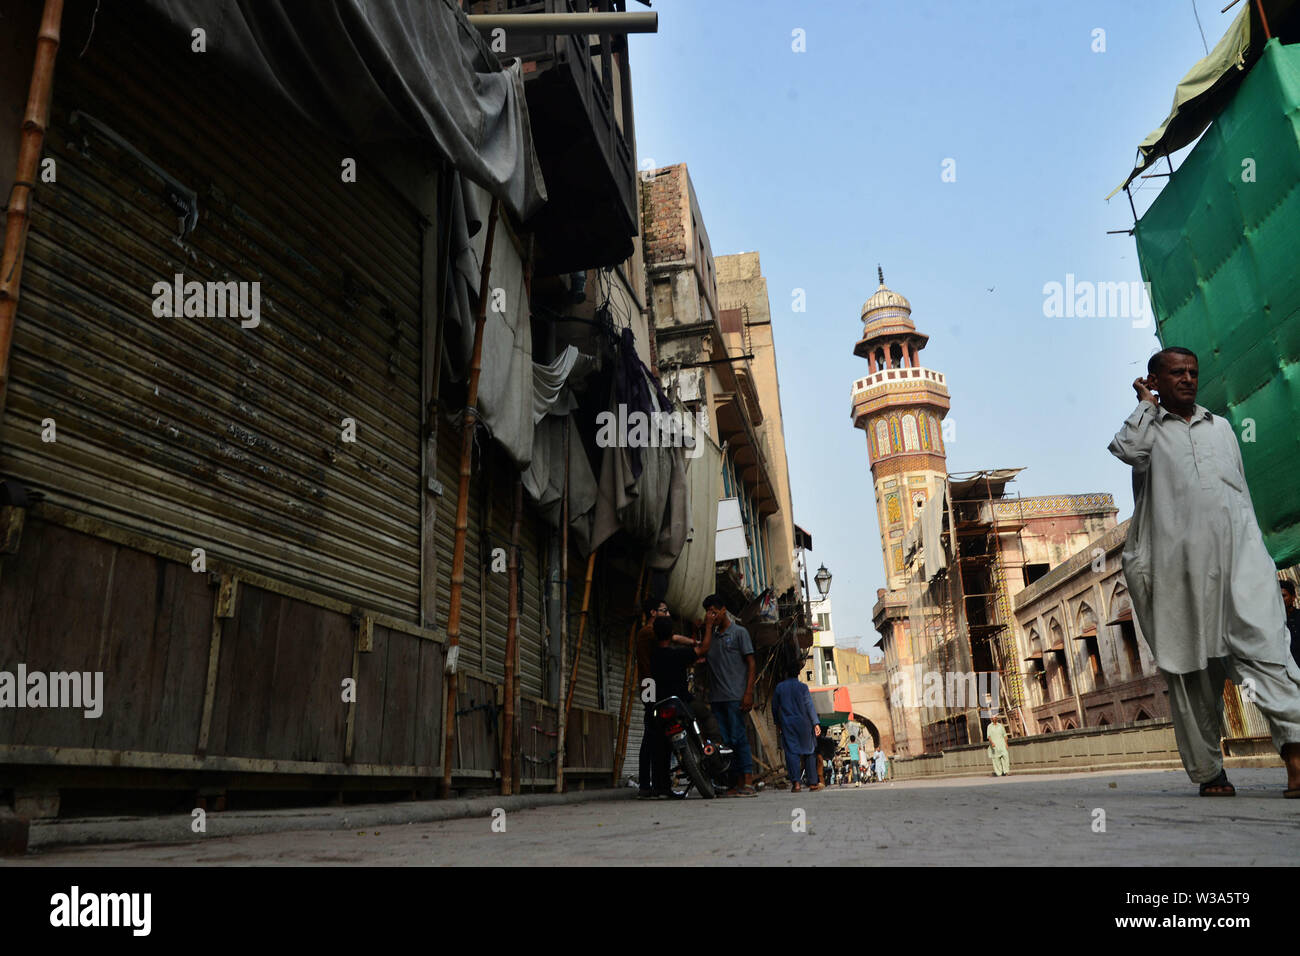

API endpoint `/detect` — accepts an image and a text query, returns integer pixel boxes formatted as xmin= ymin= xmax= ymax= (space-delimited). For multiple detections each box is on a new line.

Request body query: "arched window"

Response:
xmin=932 ymin=414 xmax=944 ymax=452
xmin=875 ymin=420 xmax=889 ymax=459
xmin=920 ymin=414 xmax=931 ymax=450
xmin=889 ymin=416 xmax=901 ymax=451
xmin=1077 ymin=603 xmax=1106 ymax=690
xmin=902 ymin=414 xmax=919 ymax=451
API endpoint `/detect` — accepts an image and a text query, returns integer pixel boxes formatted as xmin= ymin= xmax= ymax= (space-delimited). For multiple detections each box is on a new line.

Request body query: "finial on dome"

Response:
xmin=877 ymin=265 xmax=885 ymax=287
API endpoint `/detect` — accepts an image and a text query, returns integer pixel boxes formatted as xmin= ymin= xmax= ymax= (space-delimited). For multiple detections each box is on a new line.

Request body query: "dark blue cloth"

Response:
xmin=771 ymin=677 xmax=818 ymax=755
xmin=711 ymin=700 xmax=753 ymax=775
xmin=784 ymin=748 xmax=819 ymax=787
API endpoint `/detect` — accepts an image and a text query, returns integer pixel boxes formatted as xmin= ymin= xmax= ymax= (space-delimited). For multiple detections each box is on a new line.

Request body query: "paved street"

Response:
xmin=11 ymin=768 xmax=1300 ymax=866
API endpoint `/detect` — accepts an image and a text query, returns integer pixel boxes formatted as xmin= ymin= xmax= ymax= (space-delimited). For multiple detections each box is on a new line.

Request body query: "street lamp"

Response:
xmin=814 ymin=563 xmax=832 ymax=598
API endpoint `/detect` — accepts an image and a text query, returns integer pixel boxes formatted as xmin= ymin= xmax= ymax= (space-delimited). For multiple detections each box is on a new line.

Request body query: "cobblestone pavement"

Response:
xmin=12 ymin=768 xmax=1300 ymax=866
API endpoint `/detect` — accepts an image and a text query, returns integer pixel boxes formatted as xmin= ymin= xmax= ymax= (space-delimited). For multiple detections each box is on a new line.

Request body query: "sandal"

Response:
xmin=734 ymin=785 xmax=758 ymax=797
xmin=1198 ymin=770 xmax=1235 ymax=797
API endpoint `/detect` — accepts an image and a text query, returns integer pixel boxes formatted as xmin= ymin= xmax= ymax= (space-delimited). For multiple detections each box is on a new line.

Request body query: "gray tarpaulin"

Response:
xmin=663 ymin=433 xmax=721 ymax=619
xmin=590 ymin=373 xmax=685 ymax=555
xmin=523 ymin=346 xmax=600 ymax=552
xmin=139 ymin=0 xmax=546 ymax=220
xmin=444 ymin=176 xmax=533 ymax=467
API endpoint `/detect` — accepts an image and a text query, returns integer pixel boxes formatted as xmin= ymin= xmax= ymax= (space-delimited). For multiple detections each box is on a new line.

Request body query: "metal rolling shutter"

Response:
xmin=481 ymin=466 xmax=547 ymax=695
xmin=435 ymin=420 xmax=484 ymax=661
xmin=568 ymin=604 xmax=604 ymax=711
xmin=2 ymin=25 xmax=423 ymax=619
xmin=519 ymin=516 xmax=545 ymax=699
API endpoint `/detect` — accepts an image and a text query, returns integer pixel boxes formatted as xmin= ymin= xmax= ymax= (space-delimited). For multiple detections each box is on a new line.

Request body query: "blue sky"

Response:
xmin=628 ymin=0 xmax=1225 ymax=655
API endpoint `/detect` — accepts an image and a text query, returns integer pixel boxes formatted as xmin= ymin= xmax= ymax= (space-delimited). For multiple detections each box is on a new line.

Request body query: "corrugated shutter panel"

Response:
xmin=480 ymin=457 xmax=547 ymax=695
xmin=2 ymin=25 xmax=422 ymax=619
xmin=568 ymin=601 xmax=603 ymax=711
xmin=435 ymin=421 xmax=483 ymax=661
xmin=519 ymin=516 xmax=545 ymax=699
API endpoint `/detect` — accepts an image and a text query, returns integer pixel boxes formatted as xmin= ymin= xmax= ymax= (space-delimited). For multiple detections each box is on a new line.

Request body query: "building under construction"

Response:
xmin=883 ymin=469 xmax=1120 ymax=754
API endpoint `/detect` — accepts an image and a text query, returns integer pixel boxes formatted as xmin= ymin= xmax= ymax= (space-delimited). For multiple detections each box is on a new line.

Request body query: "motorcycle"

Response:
xmin=652 ymin=695 xmax=732 ymax=798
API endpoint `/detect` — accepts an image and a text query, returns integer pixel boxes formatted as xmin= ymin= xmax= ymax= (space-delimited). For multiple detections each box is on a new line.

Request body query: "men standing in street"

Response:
xmin=1281 ymin=580 xmax=1300 ymax=665
xmin=1108 ymin=347 xmax=1300 ymax=798
xmin=986 ymin=715 xmax=1010 ymax=777
xmin=635 ymin=597 xmax=670 ymax=799
xmin=647 ymin=616 xmax=700 ymax=798
xmin=702 ymin=593 xmax=757 ymax=797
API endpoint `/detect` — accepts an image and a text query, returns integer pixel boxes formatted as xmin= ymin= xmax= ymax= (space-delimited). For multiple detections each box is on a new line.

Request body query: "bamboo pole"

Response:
xmin=440 ymin=197 xmax=500 ymax=797
xmin=501 ymin=477 xmax=522 ymax=795
xmin=611 ymin=561 xmax=649 ymax=786
xmin=507 ymin=233 xmax=534 ymax=797
xmin=561 ymin=549 xmax=598 ymax=729
xmin=553 ymin=418 xmax=571 ymax=792
xmin=0 ymin=0 xmax=63 ymax=422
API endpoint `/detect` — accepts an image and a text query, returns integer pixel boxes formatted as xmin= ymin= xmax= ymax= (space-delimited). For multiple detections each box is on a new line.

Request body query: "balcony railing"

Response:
xmin=851 ymin=366 xmax=947 ymax=395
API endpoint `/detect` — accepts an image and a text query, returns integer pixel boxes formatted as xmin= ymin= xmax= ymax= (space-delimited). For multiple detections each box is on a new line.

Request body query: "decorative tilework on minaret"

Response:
xmin=850 ymin=268 xmax=951 ymax=591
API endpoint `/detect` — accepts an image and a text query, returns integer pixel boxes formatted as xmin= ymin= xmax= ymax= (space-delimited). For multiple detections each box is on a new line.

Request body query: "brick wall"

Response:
xmin=640 ymin=165 xmax=687 ymax=265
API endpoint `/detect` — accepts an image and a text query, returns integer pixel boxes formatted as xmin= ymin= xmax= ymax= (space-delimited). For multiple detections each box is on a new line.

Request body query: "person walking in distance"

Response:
xmin=702 ymin=593 xmax=757 ymax=797
xmin=1108 ymin=347 xmax=1300 ymax=798
xmin=986 ymin=715 xmax=1010 ymax=777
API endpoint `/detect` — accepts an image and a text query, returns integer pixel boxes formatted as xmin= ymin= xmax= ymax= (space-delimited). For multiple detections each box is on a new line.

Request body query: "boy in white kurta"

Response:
xmin=1108 ymin=347 xmax=1300 ymax=797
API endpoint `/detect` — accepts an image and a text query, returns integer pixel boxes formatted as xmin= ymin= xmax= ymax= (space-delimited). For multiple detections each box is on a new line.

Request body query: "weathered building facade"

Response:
xmin=1013 ymin=520 xmax=1169 ymax=733
xmin=0 ymin=0 xmax=679 ymax=814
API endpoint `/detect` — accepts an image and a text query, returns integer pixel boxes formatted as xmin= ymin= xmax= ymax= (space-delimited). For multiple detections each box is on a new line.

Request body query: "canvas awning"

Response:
xmin=140 ymin=0 xmax=547 ymax=220
xmin=1109 ymin=0 xmax=1300 ymax=198
xmin=811 ymin=685 xmax=853 ymax=724
xmin=947 ymin=468 xmax=1023 ymax=501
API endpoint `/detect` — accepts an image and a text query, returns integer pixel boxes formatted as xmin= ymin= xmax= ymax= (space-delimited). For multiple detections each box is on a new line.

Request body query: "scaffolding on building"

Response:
xmin=901 ymin=469 xmax=1029 ymax=751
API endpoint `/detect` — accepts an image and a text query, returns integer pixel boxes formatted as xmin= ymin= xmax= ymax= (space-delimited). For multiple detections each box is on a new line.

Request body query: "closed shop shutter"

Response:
xmin=519 ymin=515 xmax=546 ymax=700
xmin=480 ymin=449 xmax=546 ymax=695
xmin=433 ymin=432 xmax=546 ymax=697
xmin=435 ymin=420 xmax=484 ymax=662
xmin=568 ymin=594 xmax=605 ymax=712
xmin=2 ymin=23 xmax=423 ymax=619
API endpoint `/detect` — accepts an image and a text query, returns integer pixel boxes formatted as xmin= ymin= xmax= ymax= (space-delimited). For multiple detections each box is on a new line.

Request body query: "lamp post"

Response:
xmin=814 ymin=564 xmax=832 ymax=599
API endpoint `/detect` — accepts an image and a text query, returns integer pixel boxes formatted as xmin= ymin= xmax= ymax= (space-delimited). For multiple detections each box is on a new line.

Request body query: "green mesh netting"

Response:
xmin=1136 ymin=38 xmax=1300 ymax=566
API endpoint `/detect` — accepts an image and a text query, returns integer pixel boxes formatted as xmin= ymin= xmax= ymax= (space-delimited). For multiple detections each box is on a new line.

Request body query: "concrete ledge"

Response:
xmin=883 ymin=754 xmax=1282 ymax=782
xmin=27 ymin=786 xmax=633 ymax=851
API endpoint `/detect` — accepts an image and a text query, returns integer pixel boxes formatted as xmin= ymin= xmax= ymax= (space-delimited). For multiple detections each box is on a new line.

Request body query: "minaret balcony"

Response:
xmin=851 ymin=366 xmax=947 ymax=395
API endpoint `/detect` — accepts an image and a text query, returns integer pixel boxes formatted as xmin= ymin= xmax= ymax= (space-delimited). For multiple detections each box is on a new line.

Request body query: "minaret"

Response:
xmin=851 ymin=268 xmax=951 ymax=587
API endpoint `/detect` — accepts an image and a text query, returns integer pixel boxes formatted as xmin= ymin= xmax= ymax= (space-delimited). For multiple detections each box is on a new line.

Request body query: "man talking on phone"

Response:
xmin=1108 ymin=346 xmax=1300 ymax=798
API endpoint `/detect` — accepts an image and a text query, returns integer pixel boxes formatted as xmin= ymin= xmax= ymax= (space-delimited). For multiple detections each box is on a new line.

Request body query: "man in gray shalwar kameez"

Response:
xmin=1108 ymin=347 xmax=1300 ymax=797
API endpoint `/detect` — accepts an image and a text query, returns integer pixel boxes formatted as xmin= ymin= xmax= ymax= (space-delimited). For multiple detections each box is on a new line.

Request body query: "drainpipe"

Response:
xmin=0 ymin=0 xmax=63 ymax=422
